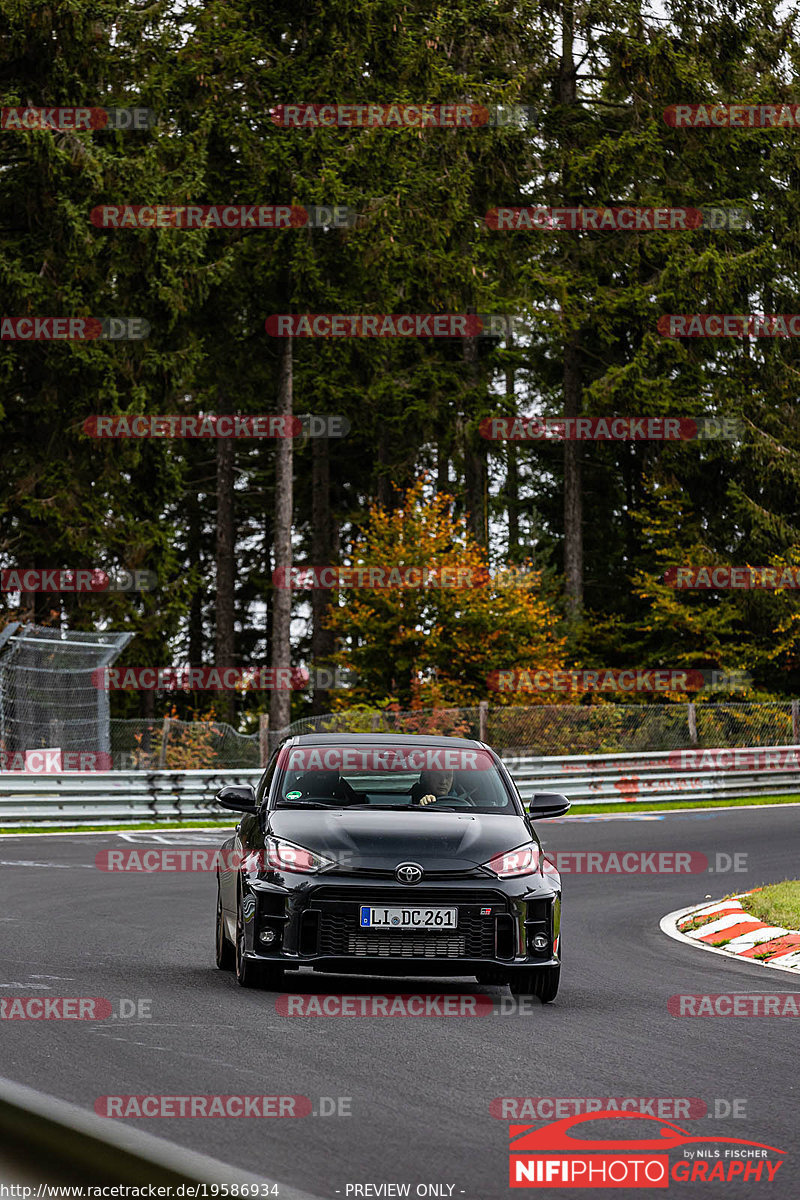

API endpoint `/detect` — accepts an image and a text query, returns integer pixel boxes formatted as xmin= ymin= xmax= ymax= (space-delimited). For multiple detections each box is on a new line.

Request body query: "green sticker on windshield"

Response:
xmin=285 ymin=790 xmax=303 ymax=800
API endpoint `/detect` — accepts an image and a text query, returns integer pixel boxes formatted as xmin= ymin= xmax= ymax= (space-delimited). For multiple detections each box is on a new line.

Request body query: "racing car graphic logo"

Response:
xmin=508 ymin=1111 xmax=784 ymax=1187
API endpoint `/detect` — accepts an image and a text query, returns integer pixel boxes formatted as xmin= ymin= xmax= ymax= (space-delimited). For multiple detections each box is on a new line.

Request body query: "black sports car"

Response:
xmin=214 ymin=733 xmax=568 ymax=1003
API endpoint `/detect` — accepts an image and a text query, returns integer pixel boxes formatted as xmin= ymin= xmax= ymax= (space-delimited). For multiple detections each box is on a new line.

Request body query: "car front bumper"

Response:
xmin=240 ymin=875 xmax=561 ymax=975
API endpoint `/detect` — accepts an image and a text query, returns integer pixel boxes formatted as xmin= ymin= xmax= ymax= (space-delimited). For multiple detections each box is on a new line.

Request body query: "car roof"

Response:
xmin=282 ymin=732 xmax=486 ymax=749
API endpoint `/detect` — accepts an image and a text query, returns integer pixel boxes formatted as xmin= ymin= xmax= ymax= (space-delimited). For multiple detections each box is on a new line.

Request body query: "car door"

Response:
xmin=219 ymin=756 xmax=275 ymax=919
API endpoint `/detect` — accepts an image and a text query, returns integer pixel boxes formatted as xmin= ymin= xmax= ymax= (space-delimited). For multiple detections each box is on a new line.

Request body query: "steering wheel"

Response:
xmin=419 ymin=786 xmax=476 ymax=808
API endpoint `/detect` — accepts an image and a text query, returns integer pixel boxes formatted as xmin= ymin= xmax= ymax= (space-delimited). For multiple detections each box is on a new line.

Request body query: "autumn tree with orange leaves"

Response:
xmin=325 ymin=480 xmax=565 ymax=707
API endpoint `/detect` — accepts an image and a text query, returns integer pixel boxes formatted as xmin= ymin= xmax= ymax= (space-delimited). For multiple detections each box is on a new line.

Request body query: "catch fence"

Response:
xmin=2 ymin=702 xmax=797 ymax=772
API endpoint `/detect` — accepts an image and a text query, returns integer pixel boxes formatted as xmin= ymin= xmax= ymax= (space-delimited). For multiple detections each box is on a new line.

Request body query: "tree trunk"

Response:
xmin=188 ymin=488 xmax=203 ymax=667
xmin=376 ymin=426 xmax=392 ymax=508
xmin=437 ymin=440 xmax=449 ymax=495
xmin=559 ymin=0 xmax=583 ymax=616
xmin=462 ymin=316 xmax=487 ymax=547
xmin=269 ymin=337 xmax=293 ymax=736
xmin=215 ymin=396 xmax=236 ymax=724
xmin=505 ymin=335 xmax=520 ymax=560
xmin=311 ymin=432 xmax=335 ymax=715
xmin=563 ymin=338 xmax=583 ymax=615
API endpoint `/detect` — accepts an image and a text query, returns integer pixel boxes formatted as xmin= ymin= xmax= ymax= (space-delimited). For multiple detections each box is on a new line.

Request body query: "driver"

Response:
xmin=410 ymin=768 xmax=454 ymax=807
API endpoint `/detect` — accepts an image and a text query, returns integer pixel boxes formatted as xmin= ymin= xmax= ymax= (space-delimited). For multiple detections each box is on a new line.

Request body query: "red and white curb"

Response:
xmin=660 ymin=892 xmax=800 ymax=975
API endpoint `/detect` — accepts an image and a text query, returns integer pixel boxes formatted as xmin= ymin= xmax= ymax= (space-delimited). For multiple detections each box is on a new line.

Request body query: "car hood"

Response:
xmin=268 ymin=809 xmax=532 ymax=872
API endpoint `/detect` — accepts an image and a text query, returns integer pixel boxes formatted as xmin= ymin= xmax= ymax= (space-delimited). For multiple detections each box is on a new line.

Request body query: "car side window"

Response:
xmin=255 ymin=754 xmax=279 ymax=806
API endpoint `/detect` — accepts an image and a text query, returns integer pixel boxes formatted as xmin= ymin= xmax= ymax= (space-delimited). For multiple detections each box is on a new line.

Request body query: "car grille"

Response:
xmin=315 ymin=905 xmax=499 ymax=959
xmin=347 ymin=932 xmax=467 ymax=958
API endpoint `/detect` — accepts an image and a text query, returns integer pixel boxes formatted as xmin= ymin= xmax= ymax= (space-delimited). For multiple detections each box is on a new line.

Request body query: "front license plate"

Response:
xmin=359 ymin=906 xmax=458 ymax=929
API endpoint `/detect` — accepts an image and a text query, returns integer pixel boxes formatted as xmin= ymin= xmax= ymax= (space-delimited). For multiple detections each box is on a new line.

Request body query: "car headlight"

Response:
xmin=483 ymin=844 xmax=540 ymax=878
xmin=266 ymin=836 xmax=335 ymax=874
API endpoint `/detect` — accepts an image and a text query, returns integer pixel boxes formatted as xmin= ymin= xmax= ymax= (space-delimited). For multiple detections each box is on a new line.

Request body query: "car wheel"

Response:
xmin=235 ymin=898 xmax=264 ymax=987
xmin=215 ymin=884 xmax=235 ymax=971
xmin=508 ymin=965 xmax=560 ymax=1005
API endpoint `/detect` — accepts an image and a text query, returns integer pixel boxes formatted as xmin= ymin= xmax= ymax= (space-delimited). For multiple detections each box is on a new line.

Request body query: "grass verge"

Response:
xmin=738 ymin=880 xmax=800 ymax=931
xmin=569 ymin=793 xmax=800 ymax=815
xmin=0 ymin=819 xmax=232 ymax=835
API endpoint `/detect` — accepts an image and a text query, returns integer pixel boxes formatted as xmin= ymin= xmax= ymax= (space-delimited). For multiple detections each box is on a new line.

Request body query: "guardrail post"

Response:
xmin=158 ymin=717 xmax=171 ymax=768
xmin=793 ymin=699 xmax=799 ymax=743
xmin=479 ymin=700 xmax=488 ymax=743
xmin=259 ymin=712 xmax=270 ymax=766
xmin=687 ymin=701 xmax=697 ymax=744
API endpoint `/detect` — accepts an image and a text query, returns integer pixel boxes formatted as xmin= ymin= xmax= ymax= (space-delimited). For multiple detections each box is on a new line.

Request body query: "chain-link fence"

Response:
xmin=275 ymin=701 xmax=798 ymax=761
xmin=0 ymin=623 xmax=132 ymax=769
xmin=109 ymin=717 xmax=260 ymax=771
xmin=487 ymin=702 xmax=797 ymax=758
xmin=3 ymin=700 xmax=797 ymax=771
xmin=277 ymin=706 xmax=480 ymax=745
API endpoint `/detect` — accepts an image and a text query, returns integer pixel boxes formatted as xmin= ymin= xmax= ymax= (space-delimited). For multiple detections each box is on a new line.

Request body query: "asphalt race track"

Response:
xmin=2 ymin=806 xmax=799 ymax=1199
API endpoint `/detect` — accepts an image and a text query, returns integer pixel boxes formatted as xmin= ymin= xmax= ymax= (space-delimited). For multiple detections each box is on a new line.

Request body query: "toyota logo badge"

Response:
xmin=395 ymin=862 xmax=423 ymax=884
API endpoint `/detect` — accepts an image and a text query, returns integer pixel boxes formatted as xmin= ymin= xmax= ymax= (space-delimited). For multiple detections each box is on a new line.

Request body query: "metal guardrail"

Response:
xmin=0 ymin=1075 xmax=306 ymax=1189
xmin=505 ymin=745 xmax=800 ymax=806
xmin=0 ymin=745 xmax=799 ymax=825
xmin=0 ymin=769 xmax=261 ymax=825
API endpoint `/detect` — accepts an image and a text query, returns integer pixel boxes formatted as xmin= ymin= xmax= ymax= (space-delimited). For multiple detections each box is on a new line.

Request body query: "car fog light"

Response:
xmin=259 ymin=928 xmax=277 ymax=946
xmin=532 ymin=934 xmax=548 ymax=951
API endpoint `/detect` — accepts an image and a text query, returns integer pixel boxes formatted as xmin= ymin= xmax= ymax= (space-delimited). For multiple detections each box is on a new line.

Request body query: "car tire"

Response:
xmin=508 ymin=965 xmax=560 ymax=1005
xmin=215 ymin=884 xmax=235 ymax=970
xmin=234 ymin=896 xmax=285 ymax=990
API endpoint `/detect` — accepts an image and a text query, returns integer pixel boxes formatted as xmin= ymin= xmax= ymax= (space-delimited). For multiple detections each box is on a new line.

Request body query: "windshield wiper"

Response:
xmin=275 ymin=800 xmax=332 ymax=809
xmin=339 ymin=803 xmax=411 ymax=811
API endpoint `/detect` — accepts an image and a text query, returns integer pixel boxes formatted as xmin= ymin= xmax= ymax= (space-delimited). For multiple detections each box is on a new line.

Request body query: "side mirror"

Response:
xmin=215 ymin=784 xmax=258 ymax=814
xmin=527 ymin=792 xmax=571 ymax=819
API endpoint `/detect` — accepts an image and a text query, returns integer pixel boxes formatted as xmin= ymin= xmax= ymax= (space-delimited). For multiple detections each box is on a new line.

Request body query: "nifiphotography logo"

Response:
xmin=508 ymin=1111 xmax=784 ymax=1187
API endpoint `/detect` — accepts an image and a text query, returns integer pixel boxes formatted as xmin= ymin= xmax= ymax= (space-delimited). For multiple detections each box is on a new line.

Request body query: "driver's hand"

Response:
xmin=418 ymin=794 xmax=438 ymax=806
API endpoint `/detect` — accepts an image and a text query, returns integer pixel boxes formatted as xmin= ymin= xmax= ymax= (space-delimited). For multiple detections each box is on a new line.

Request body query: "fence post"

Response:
xmin=687 ymin=702 xmax=697 ymax=745
xmin=259 ymin=713 xmax=270 ymax=767
xmin=158 ymin=717 xmax=171 ymax=768
xmin=793 ymin=699 xmax=799 ymax=743
xmin=479 ymin=700 xmax=488 ymax=743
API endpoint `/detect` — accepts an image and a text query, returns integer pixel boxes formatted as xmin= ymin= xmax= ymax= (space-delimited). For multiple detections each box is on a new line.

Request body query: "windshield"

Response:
xmin=272 ymin=744 xmax=517 ymax=813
